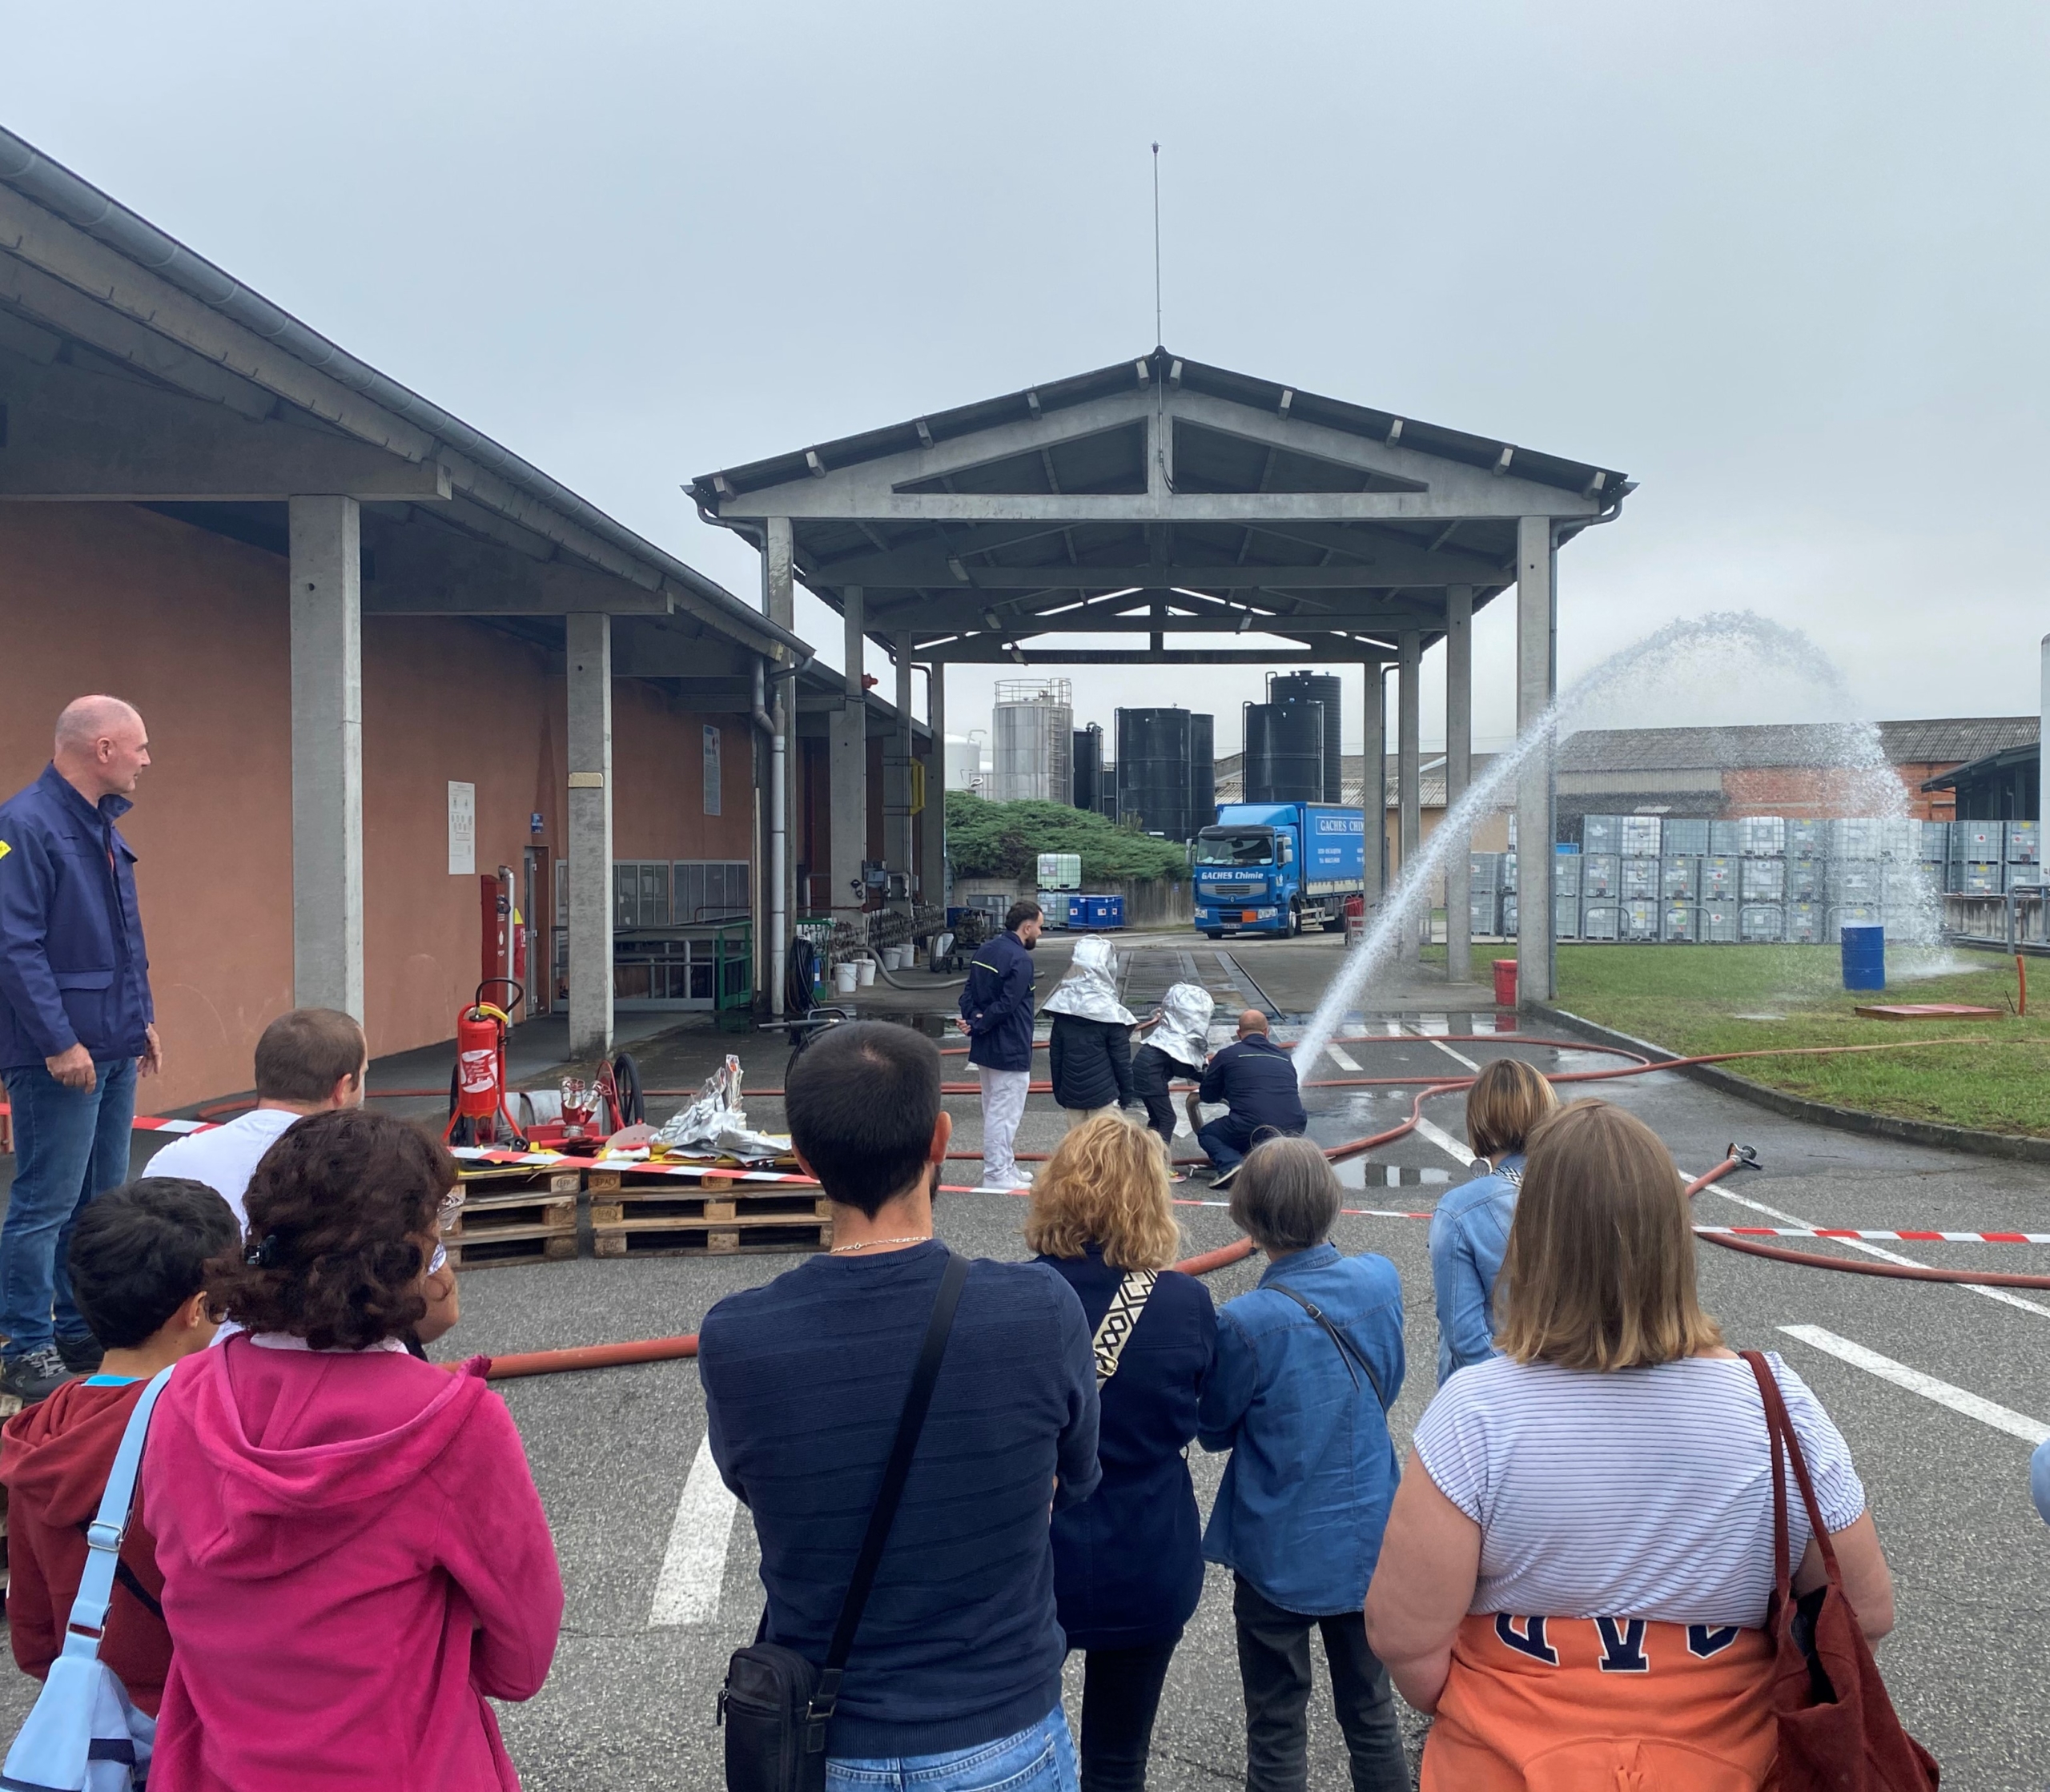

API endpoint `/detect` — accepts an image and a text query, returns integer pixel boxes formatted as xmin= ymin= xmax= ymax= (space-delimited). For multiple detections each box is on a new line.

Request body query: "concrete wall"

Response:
xmin=0 ymin=503 xmax=748 ymax=1108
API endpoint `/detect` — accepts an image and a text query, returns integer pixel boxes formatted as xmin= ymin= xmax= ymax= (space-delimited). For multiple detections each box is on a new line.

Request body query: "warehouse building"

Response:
xmin=0 ymin=127 xmax=928 ymax=1111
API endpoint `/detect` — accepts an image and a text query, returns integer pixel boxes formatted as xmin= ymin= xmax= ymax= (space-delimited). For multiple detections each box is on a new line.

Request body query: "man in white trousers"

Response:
xmin=956 ymin=900 xmax=1042 ymax=1191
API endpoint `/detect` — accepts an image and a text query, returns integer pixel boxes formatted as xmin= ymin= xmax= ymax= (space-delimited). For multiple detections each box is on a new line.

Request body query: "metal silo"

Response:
xmin=1242 ymin=701 xmax=1325 ymax=805
xmin=1191 ymin=712 xmax=1216 ymax=830
xmin=990 ymin=679 xmax=1073 ymax=803
xmin=1268 ymin=673 xmax=1344 ymax=803
xmin=1071 ymin=725 xmax=1103 ymax=813
xmin=1117 ymin=708 xmax=1199 ymax=840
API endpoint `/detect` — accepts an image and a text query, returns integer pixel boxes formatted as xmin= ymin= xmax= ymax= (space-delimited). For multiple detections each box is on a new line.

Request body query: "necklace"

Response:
xmin=830 ymin=1236 xmax=932 ymax=1255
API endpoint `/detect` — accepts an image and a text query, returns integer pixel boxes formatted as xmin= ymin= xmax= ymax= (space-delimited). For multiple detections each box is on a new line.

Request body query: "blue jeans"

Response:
xmin=827 ymin=1706 xmax=1079 ymax=1792
xmin=0 ymin=1057 xmax=136 ymax=1357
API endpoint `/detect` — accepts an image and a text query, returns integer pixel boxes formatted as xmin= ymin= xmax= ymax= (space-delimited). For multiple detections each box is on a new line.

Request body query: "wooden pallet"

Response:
xmin=592 ymin=1211 xmax=831 ymax=1259
xmin=446 ymin=1226 xmax=580 ymax=1272
xmin=452 ymin=1188 xmax=579 ymax=1239
xmin=585 ymin=1162 xmax=805 ymax=1194
xmin=588 ymin=1189 xmax=831 ymax=1227
xmin=590 ymin=1189 xmax=828 ymax=1255
xmin=456 ymin=1163 xmax=585 ymax=1195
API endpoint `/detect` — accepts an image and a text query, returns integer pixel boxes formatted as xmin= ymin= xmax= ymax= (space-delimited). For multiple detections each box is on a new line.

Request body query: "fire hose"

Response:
xmin=476 ymin=1033 xmax=2044 ymax=1381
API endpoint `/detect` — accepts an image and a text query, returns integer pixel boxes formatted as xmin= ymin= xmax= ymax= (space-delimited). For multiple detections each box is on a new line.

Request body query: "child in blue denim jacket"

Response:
xmin=1198 ymin=1135 xmax=1409 ymax=1792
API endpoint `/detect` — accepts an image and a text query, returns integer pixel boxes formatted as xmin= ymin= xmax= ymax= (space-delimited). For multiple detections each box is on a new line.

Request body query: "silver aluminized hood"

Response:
xmin=1041 ymin=935 xmax=1136 ymax=1026
xmin=1145 ymin=981 xmax=1215 ymax=1068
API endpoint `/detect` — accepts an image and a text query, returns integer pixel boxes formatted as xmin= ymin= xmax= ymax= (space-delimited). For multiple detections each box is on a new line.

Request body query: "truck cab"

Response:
xmin=1192 ymin=802 xmax=1367 ymax=938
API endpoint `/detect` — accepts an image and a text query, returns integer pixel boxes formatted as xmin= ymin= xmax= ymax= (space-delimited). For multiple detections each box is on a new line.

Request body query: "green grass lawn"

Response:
xmin=1454 ymin=942 xmax=2048 ymax=1138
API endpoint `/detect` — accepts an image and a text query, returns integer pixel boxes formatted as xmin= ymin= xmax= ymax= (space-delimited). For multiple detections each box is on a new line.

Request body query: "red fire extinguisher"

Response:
xmin=444 ymin=979 xmax=526 ymax=1148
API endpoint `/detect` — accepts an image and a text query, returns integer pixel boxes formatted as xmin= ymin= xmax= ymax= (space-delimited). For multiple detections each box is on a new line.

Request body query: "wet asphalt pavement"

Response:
xmin=2 ymin=930 xmax=2045 ymax=1788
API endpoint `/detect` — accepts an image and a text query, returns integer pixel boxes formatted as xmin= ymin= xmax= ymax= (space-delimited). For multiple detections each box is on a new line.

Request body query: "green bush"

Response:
xmin=944 ymin=790 xmax=1188 ymax=885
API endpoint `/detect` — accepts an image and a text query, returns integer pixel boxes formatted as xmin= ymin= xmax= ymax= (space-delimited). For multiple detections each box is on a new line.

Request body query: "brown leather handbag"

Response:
xmin=1741 ymin=1351 xmax=1939 ymax=1790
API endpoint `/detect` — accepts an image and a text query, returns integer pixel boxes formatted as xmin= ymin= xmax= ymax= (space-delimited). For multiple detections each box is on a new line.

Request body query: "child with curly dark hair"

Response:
xmin=140 ymin=1107 xmax=563 ymax=1791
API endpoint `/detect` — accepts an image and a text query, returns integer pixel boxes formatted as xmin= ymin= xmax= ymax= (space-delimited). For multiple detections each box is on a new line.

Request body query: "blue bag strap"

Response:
xmin=57 ymin=1364 xmax=176 ymax=1661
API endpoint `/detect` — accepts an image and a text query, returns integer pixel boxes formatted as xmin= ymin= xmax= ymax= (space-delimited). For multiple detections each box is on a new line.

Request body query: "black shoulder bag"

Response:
xmin=1269 ymin=1282 xmax=1388 ymax=1411
xmin=720 ymin=1250 xmax=970 ymax=1792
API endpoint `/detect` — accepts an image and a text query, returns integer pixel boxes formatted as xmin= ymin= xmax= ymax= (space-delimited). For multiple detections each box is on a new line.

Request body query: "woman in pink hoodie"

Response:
xmin=142 ymin=1108 xmax=564 ymax=1792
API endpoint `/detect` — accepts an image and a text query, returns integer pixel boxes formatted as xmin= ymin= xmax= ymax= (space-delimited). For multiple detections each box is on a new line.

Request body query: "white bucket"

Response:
xmin=856 ymin=958 xmax=877 ymax=986
xmin=833 ymin=962 xmax=859 ymax=995
xmin=887 ymin=946 xmax=908 ymax=970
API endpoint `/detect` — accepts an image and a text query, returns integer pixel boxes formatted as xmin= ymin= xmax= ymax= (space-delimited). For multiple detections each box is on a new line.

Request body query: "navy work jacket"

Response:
xmin=958 ymin=929 xmax=1036 ymax=1072
xmin=0 ymin=765 xmax=154 ymax=1070
xmin=1198 ymin=1243 xmax=1405 ymax=1615
xmin=1197 ymin=1034 xmax=1307 ymax=1135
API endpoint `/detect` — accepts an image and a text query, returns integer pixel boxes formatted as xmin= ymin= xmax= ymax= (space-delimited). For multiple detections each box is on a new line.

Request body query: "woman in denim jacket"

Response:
xmin=1199 ymin=1136 xmax=1407 ymax=1792
xmin=1427 ymin=1059 xmax=1556 ymax=1385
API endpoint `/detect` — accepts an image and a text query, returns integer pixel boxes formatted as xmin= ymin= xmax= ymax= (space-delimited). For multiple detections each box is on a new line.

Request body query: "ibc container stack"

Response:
xmin=1541 ymin=814 xmax=1958 ymax=946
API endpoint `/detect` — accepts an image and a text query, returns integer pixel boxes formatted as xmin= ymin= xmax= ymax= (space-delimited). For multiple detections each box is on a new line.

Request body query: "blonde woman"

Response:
xmin=1027 ymin=1115 xmax=1216 ymax=1792
xmin=1428 ymin=1058 xmax=1558 ymax=1384
xmin=1367 ymin=1099 xmax=1895 ymax=1790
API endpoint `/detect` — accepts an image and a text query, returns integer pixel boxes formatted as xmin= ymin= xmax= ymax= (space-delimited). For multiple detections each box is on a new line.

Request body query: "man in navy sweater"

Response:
xmin=1193 ymin=1011 xmax=1308 ymax=1190
xmin=957 ymin=900 xmax=1042 ymax=1191
xmin=701 ymin=1022 xmax=1099 ymax=1790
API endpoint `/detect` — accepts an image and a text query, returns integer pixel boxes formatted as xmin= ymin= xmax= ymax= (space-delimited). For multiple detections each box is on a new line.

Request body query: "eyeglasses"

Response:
xmin=438 ymin=1187 xmax=466 ymax=1231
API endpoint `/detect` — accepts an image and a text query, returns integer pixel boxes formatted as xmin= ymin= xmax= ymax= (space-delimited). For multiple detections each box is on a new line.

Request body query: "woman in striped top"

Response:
xmin=1366 ymin=1099 xmax=1898 ymax=1790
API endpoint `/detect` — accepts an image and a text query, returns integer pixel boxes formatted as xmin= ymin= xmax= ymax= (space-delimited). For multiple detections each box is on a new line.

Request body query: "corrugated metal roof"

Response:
xmin=693 ymin=351 xmax=1628 ymax=504
xmin=1556 ymin=718 xmax=2038 ymax=774
xmin=1212 ymin=751 xmax=1501 ymax=810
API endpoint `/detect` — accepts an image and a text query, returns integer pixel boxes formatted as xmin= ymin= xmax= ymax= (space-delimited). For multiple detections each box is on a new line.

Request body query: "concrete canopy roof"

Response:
xmin=691 ymin=348 xmax=1630 ymax=667
xmin=0 ymin=124 xmax=801 ymax=673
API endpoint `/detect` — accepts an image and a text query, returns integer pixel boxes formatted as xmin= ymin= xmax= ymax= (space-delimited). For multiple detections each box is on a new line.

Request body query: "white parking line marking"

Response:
xmin=649 ymin=1433 xmax=740 ymax=1627
xmin=1413 ymin=1115 xmax=1477 ymax=1167
xmin=1694 ymin=1180 xmax=2050 ymax=1320
xmin=1405 ymin=1024 xmax=1481 ymax=1073
xmin=1326 ymin=1045 xmax=1362 ymax=1071
xmin=1779 ymin=1326 xmax=2050 ymax=1446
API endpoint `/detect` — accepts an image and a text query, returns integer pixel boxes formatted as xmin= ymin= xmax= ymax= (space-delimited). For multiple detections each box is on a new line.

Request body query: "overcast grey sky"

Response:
xmin=9 ymin=2 xmax=2046 ymax=753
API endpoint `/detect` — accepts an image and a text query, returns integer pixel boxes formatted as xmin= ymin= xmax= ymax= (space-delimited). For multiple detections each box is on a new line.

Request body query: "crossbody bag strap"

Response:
xmin=809 ymin=1251 xmax=971 ymax=1729
xmin=58 ymin=1364 xmax=176 ymax=1663
xmin=1091 ymin=1270 xmax=1157 ymax=1384
xmin=1742 ymin=1348 xmax=1843 ymax=1585
xmin=1269 ymin=1283 xmax=1387 ymax=1412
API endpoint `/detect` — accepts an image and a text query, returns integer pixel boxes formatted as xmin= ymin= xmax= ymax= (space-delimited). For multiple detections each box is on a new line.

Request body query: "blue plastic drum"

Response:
xmin=1839 ymin=922 xmax=1885 ymax=992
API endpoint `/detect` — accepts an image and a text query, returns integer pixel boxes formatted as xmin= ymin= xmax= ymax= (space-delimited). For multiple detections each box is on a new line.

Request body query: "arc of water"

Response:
xmin=1292 ymin=612 xmax=1923 ymax=1083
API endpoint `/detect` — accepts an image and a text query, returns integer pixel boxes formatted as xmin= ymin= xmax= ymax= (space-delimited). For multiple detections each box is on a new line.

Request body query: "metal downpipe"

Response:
xmin=751 ymin=659 xmax=787 ymax=1018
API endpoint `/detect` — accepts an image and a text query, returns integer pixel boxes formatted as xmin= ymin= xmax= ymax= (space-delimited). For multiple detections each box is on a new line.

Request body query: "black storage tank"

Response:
xmin=1268 ymin=673 xmax=1344 ymax=804
xmin=1243 ymin=701 xmax=1326 ymax=805
xmin=1071 ymin=725 xmax=1103 ymax=813
xmin=1190 ymin=713 xmax=1216 ymax=832
xmin=1116 ymin=708 xmax=1197 ymax=840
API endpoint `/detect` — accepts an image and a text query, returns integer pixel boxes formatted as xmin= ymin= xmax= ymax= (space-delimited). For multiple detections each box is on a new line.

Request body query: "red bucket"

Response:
xmin=1491 ymin=958 xmax=1518 ymax=1006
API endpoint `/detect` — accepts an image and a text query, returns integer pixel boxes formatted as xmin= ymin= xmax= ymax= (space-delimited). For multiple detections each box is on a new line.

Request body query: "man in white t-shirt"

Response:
xmin=147 ymin=1009 xmax=367 ymax=1224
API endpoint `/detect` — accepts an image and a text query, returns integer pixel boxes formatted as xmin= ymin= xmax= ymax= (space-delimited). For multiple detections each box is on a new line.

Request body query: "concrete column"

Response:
xmin=889 ymin=628 xmax=916 ymax=910
xmin=1398 ymin=631 xmax=1422 ymax=954
xmin=829 ymin=588 xmax=868 ymax=922
xmin=1444 ymin=586 xmax=1473 ymax=985
xmin=762 ymin=519 xmax=798 ymax=954
xmin=921 ymin=662 xmax=947 ymax=910
xmin=565 ymin=612 xmax=613 ymax=1059
xmin=1361 ymin=661 xmax=1386 ymax=907
xmin=1516 ymin=517 xmax=1557 ymax=1005
xmin=287 ymin=496 xmax=364 ymax=1018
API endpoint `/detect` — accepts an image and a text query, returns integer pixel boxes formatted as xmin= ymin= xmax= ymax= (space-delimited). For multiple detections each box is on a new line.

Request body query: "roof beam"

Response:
xmin=722 ymin=490 xmax=1575 ymax=524
xmin=923 ymin=641 xmax=1403 ymax=665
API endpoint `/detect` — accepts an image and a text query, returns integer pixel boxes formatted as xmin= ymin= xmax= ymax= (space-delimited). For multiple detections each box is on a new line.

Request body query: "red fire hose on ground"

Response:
xmin=476 ymin=1032 xmax=2045 ymax=1381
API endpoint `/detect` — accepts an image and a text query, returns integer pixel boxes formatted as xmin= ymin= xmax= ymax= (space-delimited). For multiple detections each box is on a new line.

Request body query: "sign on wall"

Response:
xmin=703 ymin=725 xmax=722 ymax=817
xmin=448 ymin=781 xmax=476 ymax=876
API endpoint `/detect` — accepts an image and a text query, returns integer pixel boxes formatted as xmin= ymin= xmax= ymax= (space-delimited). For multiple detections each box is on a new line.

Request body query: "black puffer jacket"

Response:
xmin=1047 ymin=1014 xmax=1135 ymax=1111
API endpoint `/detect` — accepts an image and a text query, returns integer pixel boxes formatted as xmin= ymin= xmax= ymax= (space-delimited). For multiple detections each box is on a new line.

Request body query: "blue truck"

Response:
xmin=1191 ymin=802 xmax=1369 ymax=938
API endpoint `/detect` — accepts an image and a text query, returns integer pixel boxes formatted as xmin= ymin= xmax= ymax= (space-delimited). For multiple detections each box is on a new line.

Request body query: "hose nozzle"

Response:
xmin=1727 ymin=1143 xmax=1762 ymax=1171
